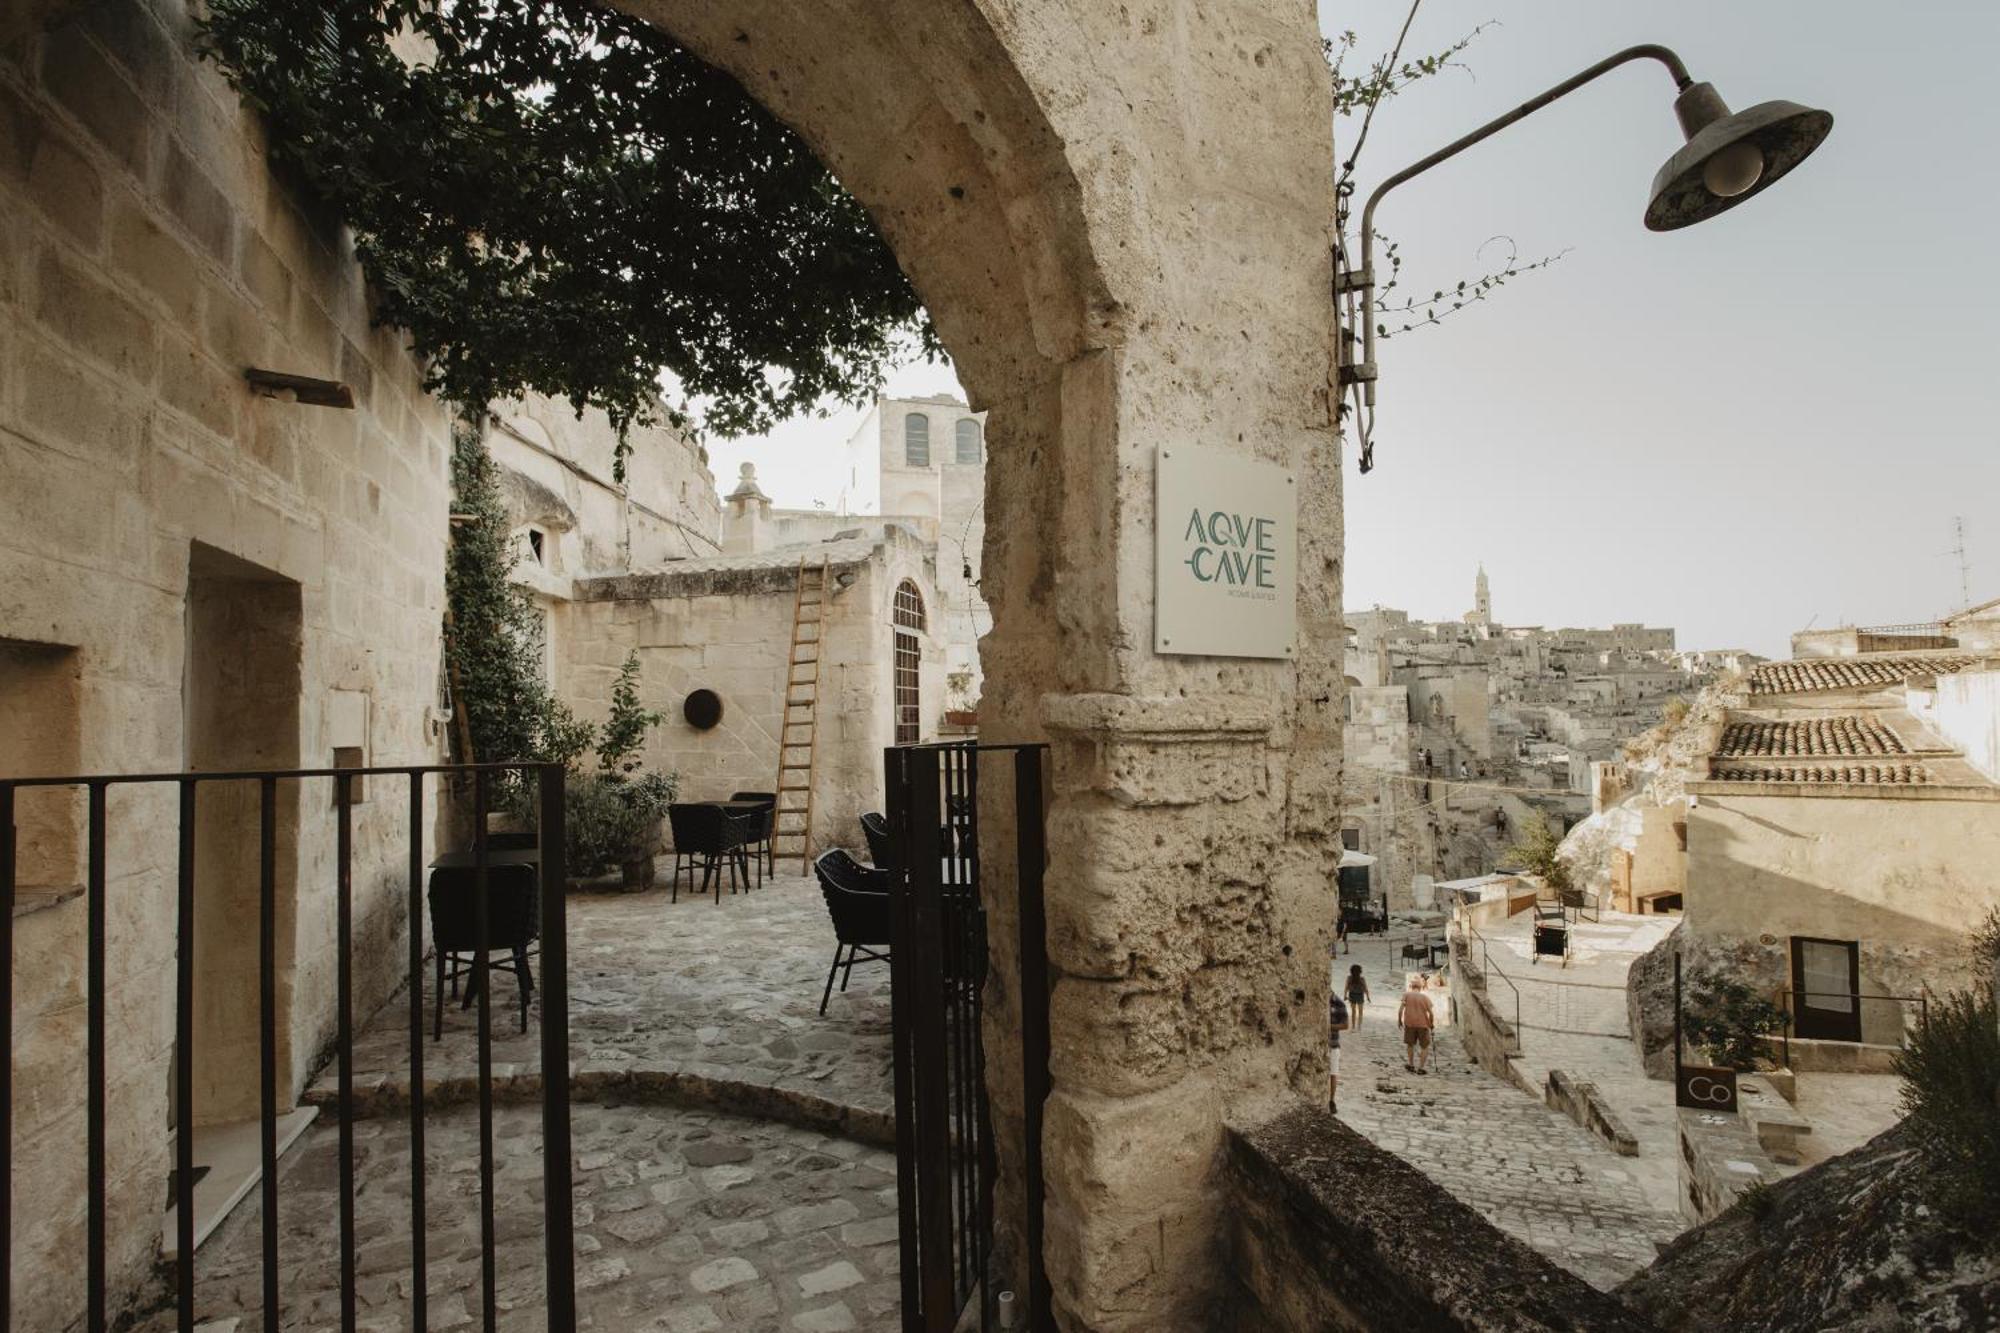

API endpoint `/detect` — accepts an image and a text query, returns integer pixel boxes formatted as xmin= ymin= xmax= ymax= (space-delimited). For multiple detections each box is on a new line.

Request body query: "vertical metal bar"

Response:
xmin=473 ymin=770 xmax=497 ymax=1332
xmin=0 ymin=782 xmax=15 ymax=1330
xmin=335 ymin=773 xmax=357 ymax=1333
xmin=87 ymin=780 xmax=107 ymax=1333
xmin=906 ymin=748 xmax=953 ymax=1329
xmin=1013 ymin=748 xmax=1052 ymax=1333
xmin=538 ymin=764 xmax=577 ymax=1328
xmin=407 ymin=772 xmax=429 ymax=1331
xmin=259 ymin=777 xmax=281 ymax=1328
xmin=175 ymin=781 xmax=198 ymax=1332
xmin=886 ymin=747 xmax=924 ymax=1333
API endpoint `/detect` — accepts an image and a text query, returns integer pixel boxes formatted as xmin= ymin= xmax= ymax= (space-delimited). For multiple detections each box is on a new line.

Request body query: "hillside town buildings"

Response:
xmin=1340 ymin=570 xmax=1740 ymax=907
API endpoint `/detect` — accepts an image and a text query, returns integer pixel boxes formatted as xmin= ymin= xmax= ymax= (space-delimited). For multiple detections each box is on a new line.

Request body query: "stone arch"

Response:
xmin=616 ymin=6 xmax=1342 ymax=1327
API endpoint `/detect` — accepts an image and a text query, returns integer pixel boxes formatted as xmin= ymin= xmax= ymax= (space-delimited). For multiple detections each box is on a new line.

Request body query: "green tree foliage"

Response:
xmin=1505 ymin=814 xmax=1576 ymax=906
xmin=445 ymin=426 xmax=591 ymax=774
xmin=1683 ymin=971 xmax=1784 ymax=1072
xmin=597 ymin=651 xmax=664 ymax=776
xmin=1895 ymin=987 xmax=2000 ymax=1229
xmin=200 ymin=0 xmax=930 ymax=469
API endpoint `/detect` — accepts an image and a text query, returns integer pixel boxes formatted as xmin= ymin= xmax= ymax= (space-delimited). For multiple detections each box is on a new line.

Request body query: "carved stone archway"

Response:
xmin=617 ymin=4 xmax=1345 ymax=1326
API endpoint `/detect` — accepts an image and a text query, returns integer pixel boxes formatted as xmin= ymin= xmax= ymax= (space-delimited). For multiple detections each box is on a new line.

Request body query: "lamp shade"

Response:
xmin=1645 ymin=83 xmax=1832 ymax=231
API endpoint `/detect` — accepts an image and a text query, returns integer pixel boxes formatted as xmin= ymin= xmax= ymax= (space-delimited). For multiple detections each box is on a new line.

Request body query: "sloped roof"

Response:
xmin=1709 ymin=762 xmax=1934 ymax=785
xmin=1716 ymin=716 xmax=1908 ymax=759
xmin=1748 ymin=655 xmax=1977 ymax=695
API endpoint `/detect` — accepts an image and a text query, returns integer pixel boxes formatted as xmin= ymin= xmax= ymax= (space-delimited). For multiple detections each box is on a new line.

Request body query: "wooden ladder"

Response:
xmin=773 ymin=556 xmax=829 ymax=874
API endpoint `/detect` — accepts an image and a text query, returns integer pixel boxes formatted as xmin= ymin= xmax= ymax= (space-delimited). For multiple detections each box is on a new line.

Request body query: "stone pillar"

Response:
xmin=720 ymin=462 xmax=772 ymax=555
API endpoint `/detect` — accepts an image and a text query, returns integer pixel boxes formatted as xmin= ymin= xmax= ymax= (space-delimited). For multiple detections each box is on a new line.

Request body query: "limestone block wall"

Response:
xmin=488 ymin=394 xmax=721 ymax=578
xmin=559 ymin=534 xmax=942 ymax=855
xmin=1 ymin=1 xmax=452 ymax=1322
xmin=1685 ymin=788 xmax=2000 ymax=1033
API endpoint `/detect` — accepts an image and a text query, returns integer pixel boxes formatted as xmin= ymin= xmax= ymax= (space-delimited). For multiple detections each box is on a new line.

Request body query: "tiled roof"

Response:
xmin=1709 ymin=762 xmax=1933 ymax=785
xmin=1748 ymin=655 xmax=1977 ymax=695
xmin=1716 ymin=716 xmax=1907 ymax=758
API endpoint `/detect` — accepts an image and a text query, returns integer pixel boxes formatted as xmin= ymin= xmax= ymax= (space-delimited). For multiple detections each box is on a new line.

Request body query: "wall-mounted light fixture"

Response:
xmin=1336 ymin=44 xmax=1832 ymax=472
xmin=244 ymin=368 xmax=356 ymax=409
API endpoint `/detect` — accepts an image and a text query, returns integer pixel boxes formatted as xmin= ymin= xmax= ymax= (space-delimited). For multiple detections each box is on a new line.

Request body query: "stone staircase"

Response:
xmin=1336 ymin=999 xmax=1683 ymax=1290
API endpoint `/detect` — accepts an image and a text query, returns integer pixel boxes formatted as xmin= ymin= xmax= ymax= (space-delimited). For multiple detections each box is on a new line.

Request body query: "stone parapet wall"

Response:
xmin=1219 ymin=1106 xmax=1658 ymax=1331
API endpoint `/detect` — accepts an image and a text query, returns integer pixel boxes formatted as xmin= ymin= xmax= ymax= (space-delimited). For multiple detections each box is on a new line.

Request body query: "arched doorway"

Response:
xmin=619 ymin=5 xmax=1342 ymax=1326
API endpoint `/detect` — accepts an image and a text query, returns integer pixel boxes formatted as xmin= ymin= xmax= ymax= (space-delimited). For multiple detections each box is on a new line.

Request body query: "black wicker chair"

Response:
xmin=730 ymin=790 xmax=777 ymax=884
xmin=812 ymin=849 xmax=894 ymax=1015
xmin=668 ymin=803 xmax=749 ymax=903
xmin=859 ymin=812 xmax=896 ymax=869
xmin=427 ymin=861 xmax=539 ymax=1038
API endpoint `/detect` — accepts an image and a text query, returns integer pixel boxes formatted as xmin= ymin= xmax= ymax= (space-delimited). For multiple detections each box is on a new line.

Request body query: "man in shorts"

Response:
xmin=1400 ymin=974 xmax=1435 ymax=1075
xmin=1328 ymin=988 xmax=1351 ymax=1111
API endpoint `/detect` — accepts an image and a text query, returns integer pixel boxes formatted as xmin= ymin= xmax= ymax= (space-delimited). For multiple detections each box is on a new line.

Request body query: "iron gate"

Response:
xmin=0 ymin=762 xmax=576 ymax=1331
xmin=885 ymin=741 xmax=1051 ymax=1333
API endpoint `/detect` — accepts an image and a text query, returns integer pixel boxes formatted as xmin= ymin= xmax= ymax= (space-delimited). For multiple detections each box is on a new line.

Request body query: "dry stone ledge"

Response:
xmin=1220 ymin=1105 xmax=1659 ymax=1332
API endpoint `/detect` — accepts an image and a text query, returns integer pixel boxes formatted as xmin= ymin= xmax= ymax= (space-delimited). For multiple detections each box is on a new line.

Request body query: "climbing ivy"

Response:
xmin=200 ymin=0 xmax=932 ymax=470
xmin=444 ymin=425 xmax=592 ymax=776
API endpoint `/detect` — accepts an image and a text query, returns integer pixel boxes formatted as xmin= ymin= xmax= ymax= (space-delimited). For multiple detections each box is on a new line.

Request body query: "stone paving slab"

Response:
xmin=139 ymin=1101 xmax=902 ymax=1332
xmin=309 ymin=878 xmax=893 ymax=1142
xmin=1333 ymin=939 xmax=1682 ymax=1291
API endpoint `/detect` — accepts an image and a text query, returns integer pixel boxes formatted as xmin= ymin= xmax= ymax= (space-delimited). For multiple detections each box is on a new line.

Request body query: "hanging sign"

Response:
xmin=1155 ymin=444 xmax=1297 ymax=658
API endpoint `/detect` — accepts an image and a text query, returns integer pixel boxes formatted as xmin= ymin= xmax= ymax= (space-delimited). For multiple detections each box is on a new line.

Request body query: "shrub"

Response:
xmin=561 ymin=770 xmax=680 ymax=877
xmin=1505 ymin=815 xmax=1577 ymax=907
xmin=597 ymin=652 xmax=665 ymax=776
xmin=1895 ymin=987 xmax=2000 ymax=1229
xmin=1684 ymin=970 xmax=1784 ymax=1071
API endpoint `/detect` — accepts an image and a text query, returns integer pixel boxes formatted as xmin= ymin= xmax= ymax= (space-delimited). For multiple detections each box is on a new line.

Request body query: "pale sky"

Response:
xmin=709 ymin=0 xmax=1999 ymax=659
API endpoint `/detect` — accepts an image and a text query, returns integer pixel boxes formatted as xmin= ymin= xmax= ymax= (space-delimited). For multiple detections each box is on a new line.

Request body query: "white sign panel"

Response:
xmin=1155 ymin=443 xmax=1296 ymax=658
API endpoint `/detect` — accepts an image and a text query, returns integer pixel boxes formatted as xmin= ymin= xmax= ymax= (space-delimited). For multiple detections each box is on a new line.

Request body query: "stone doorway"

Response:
xmin=180 ymin=547 xmax=306 ymax=1100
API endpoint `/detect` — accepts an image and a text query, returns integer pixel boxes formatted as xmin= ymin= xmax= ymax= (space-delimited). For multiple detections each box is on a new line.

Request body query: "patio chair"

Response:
xmin=730 ymin=790 xmax=777 ymax=883
xmin=812 ymin=849 xmax=894 ymax=1015
xmin=668 ymin=803 xmax=750 ymax=904
xmin=859 ymin=811 xmax=897 ymax=868
xmin=427 ymin=861 xmax=539 ymax=1038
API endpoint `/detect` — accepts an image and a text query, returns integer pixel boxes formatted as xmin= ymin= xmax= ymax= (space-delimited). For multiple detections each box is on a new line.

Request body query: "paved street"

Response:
xmin=145 ymin=1102 xmax=902 ymax=1332
xmin=1333 ymin=937 xmax=1682 ymax=1290
xmin=314 ymin=876 xmax=893 ymax=1141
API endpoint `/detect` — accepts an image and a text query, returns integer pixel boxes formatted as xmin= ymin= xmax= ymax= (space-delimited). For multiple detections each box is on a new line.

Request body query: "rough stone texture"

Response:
xmin=1334 ymin=965 xmax=1681 ymax=1291
xmin=600 ymin=4 xmax=1345 ymax=1326
xmin=2 ymin=3 xmax=453 ymax=1323
xmin=306 ymin=877 xmax=894 ymax=1143
xmin=1620 ymin=1123 xmax=2000 ymax=1332
xmin=131 ymin=1101 xmax=904 ymax=1332
xmin=1220 ymin=1105 xmax=1658 ymax=1332
xmin=557 ymin=529 xmax=945 ymax=851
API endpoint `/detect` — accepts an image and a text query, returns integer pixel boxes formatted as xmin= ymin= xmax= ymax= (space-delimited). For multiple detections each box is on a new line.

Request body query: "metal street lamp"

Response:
xmin=1336 ymin=43 xmax=1833 ymax=471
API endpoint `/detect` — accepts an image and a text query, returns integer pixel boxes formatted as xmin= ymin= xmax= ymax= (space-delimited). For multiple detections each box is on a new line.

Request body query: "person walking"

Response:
xmin=1400 ymin=974 xmax=1436 ymax=1075
xmin=1344 ymin=964 xmax=1371 ymax=1028
xmin=1328 ymin=988 xmax=1350 ymax=1112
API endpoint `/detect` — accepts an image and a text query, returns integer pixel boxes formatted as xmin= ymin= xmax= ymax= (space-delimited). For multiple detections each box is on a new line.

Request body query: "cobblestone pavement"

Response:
xmin=144 ymin=1101 xmax=902 ymax=1332
xmin=1333 ymin=938 xmax=1682 ymax=1290
xmin=312 ymin=877 xmax=892 ymax=1139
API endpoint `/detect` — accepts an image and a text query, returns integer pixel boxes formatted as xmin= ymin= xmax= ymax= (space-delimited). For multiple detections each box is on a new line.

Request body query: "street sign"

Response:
xmin=1676 ymin=1063 xmax=1738 ymax=1112
xmin=1154 ymin=444 xmax=1297 ymax=659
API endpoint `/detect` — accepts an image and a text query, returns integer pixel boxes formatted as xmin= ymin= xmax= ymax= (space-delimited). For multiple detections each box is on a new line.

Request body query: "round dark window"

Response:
xmin=683 ymin=688 xmax=724 ymax=730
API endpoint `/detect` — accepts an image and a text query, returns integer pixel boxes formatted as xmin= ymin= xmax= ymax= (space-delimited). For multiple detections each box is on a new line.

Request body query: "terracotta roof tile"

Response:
xmin=1709 ymin=762 xmax=1934 ymax=785
xmin=1748 ymin=655 xmax=1977 ymax=695
xmin=1716 ymin=716 xmax=1908 ymax=758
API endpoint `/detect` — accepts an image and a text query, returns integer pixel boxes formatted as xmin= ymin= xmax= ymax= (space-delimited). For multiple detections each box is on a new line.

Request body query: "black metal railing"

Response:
xmin=885 ymin=741 xmax=1051 ymax=1333
xmin=1776 ymin=985 xmax=1930 ymax=1067
xmin=0 ymin=762 xmax=576 ymax=1332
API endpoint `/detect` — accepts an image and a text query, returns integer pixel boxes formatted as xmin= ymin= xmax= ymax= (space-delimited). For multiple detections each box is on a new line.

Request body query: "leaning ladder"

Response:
xmin=773 ymin=556 xmax=829 ymax=873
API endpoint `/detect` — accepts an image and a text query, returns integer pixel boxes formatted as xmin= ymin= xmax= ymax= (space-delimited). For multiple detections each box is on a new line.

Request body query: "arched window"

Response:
xmin=955 ymin=418 xmax=981 ymax=464
xmin=892 ymin=579 xmax=926 ymax=745
xmin=893 ymin=579 xmax=927 ymax=631
xmin=904 ymin=413 xmax=931 ymax=467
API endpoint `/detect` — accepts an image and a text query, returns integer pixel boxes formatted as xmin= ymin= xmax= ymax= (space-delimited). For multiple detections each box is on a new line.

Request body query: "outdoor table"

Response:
xmin=431 ymin=847 xmax=541 ymax=870
xmin=428 ymin=848 xmax=541 ymax=1027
